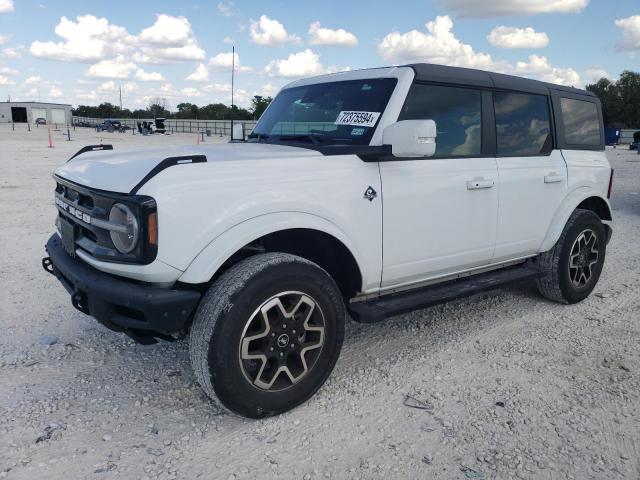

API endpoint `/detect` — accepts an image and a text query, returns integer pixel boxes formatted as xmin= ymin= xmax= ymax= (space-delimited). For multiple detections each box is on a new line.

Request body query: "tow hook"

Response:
xmin=42 ymin=257 xmax=55 ymax=276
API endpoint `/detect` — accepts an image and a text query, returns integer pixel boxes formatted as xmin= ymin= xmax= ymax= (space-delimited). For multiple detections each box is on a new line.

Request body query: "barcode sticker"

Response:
xmin=334 ymin=111 xmax=381 ymax=127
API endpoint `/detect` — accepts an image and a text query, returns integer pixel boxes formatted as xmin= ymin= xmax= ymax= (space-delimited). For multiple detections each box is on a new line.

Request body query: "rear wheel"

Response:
xmin=189 ymin=253 xmax=345 ymax=418
xmin=536 ymin=209 xmax=606 ymax=304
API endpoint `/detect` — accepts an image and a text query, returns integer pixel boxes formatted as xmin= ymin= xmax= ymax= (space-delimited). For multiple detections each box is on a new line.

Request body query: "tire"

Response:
xmin=536 ymin=209 xmax=606 ymax=304
xmin=189 ymin=253 xmax=346 ymax=418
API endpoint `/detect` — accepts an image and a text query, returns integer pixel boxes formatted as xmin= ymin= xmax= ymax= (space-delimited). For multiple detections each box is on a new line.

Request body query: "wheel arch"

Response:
xmin=178 ymin=212 xmax=366 ymax=298
xmin=540 ymin=187 xmax=612 ymax=252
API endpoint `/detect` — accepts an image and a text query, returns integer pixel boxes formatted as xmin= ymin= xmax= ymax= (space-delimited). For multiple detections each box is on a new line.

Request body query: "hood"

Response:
xmin=54 ymin=142 xmax=322 ymax=194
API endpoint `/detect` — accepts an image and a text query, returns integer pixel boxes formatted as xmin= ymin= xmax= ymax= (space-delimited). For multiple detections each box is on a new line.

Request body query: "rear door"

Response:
xmin=492 ymin=91 xmax=568 ymax=261
xmin=380 ymin=83 xmax=499 ymax=288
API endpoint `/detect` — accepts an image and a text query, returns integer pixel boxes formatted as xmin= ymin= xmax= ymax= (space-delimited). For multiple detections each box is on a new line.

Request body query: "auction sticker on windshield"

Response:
xmin=334 ymin=111 xmax=381 ymax=128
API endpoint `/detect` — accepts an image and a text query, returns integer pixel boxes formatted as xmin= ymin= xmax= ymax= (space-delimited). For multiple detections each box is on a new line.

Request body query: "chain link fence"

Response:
xmin=72 ymin=116 xmax=257 ymax=136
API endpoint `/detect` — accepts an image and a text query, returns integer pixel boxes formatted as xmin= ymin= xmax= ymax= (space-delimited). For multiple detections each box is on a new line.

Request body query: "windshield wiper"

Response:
xmin=247 ymin=133 xmax=270 ymax=142
xmin=276 ymin=133 xmax=327 ymax=145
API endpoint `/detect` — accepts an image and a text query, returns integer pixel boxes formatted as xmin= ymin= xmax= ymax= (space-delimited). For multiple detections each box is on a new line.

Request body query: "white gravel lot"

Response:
xmin=0 ymin=123 xmax=639 ymax=480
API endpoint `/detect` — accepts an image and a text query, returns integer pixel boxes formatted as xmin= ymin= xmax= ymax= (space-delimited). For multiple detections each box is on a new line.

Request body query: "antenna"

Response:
xmin=230 ymin=45 xmax=235 ymax=140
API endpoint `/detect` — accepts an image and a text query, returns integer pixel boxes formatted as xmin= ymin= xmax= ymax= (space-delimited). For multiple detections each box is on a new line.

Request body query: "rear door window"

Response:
xmin=493 ymin=92 xmax=551 ymax=156
xmin=560 ymin=98 xmax=600 ymax=146
xmin=399 ymin=84 xmax=482 ymax=157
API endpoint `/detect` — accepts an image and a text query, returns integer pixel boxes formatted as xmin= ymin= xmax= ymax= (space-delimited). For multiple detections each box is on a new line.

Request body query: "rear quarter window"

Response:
xmin=560 ymin=98 xmax=601 ymax=146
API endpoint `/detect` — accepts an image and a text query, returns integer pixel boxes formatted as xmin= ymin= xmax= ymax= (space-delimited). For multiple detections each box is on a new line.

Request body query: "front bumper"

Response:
xmin=43 ymin=234 xmax=201 ymax=344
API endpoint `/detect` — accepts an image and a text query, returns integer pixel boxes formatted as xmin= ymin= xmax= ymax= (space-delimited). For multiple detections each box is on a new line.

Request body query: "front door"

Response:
xmin=380 ymin=82 xmax=498 ymax=288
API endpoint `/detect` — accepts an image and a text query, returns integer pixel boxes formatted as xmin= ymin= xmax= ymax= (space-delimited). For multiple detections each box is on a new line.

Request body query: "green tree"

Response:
xmin=586 ymin=70 xmax=640 ymax=128
xmin=250 ymin=95 xmax=272 ymax=119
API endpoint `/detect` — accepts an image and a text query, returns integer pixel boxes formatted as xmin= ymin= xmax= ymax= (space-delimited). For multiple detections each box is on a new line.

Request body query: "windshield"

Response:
xmin=250 ymin=78 xmax=397 ymax=146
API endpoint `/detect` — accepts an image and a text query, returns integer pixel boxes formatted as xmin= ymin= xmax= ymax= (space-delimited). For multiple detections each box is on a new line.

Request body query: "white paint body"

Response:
xmin=53 ymin=66 xmax=612 ymax=296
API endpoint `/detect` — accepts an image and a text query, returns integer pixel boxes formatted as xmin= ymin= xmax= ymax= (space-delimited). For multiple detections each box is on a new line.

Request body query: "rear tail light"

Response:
xmin=607 ymin=169 xmax=614 ymax=199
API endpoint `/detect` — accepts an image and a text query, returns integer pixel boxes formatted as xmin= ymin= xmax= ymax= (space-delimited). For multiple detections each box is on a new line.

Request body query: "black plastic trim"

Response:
xmin=44 ymin=234 xmax=201 ymax=341
xmin=68 ymin=144 xmax=113 ymax=161
xmin=348 ymin=263 xmax=544 ymax=323
xmin=129 ymin=155 xmax=207 ymax=194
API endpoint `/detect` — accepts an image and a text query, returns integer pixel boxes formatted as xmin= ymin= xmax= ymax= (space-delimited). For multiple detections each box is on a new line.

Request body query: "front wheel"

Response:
xmin=189 ymin=253 xmax=345 ymax=418
xmin=536 ymin=209 xmax=607 ymax=304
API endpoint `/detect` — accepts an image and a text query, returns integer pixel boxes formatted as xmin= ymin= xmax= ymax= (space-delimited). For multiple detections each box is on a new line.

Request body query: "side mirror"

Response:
xmin=382 ymin=119 xmax=437 ymax=158
xmin=231 ymin=122 xmax=245 ymax=142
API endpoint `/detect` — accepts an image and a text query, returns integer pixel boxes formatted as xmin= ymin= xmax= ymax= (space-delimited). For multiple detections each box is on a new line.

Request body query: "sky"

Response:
xmin=0 ymin=0 xmax=638 ymax=110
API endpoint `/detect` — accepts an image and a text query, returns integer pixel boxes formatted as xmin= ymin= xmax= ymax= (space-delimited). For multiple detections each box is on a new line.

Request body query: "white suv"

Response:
xmin=43 ymin=64 xmax=613 ymax=418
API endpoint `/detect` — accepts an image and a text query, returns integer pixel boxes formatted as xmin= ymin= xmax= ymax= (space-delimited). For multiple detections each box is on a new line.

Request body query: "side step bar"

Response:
xmin=348 ymin=263 xmax=544 ymax=323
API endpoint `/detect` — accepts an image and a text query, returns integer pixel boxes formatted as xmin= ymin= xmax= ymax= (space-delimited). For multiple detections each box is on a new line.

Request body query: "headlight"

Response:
xmin=108 ymin=203 xmax=139 ymax=253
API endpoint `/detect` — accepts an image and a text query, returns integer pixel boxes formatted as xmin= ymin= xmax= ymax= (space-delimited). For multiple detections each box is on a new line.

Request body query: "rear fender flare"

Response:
xmin=540 ymin=187 xmax=612 ymax=252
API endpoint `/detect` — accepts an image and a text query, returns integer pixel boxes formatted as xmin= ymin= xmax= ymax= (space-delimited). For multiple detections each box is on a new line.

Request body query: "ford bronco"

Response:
xmin=43 ymin=64 xmax=613 ymax=418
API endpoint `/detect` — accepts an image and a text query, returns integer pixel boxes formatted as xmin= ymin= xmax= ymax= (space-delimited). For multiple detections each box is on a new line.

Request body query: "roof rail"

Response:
xmin=68 ymin=144 xmax=113 ymax=162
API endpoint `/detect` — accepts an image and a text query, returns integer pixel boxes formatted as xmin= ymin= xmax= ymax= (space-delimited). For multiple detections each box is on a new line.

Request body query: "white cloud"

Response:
xmin=308 ymin=22 xmax=357 ymax=47
xmin=138 ymin=14 xmax=194 ymax=46
xmin=209 ymin=51 xmax=252 ymax=72
xmin=134 ymin=68 xmax=165 ymax=81
xmin=2 ymin=45 xmax=24 ymax=58
xmin=217 ymin=1 xmax=238 ymax=17
xmin=256 ymin=83 xmax=279 ymax=96
xmin=250 ymin=15 xmax=300 ymax=46
xmin=202 ymin=82 xmax=231 ymax=93
xmin=265 ymin=49 xmax=325 ymax=77
xmin=584 ymin=66 xmax=610 ymax=84
xmin=186 ymin=63 xmax=209 ymax=81
xmin=515 ymin=54 xmax=580 ymax=86
xmin=615 ymin=15 xmax=640 ymax=52
xmin=223 ymin=36 xmax=234 ymax=44
xmin=29 ymin=14 xmax=204 ymax=66
xmin=0 ymin=34 xmax=10 ymax=44
xmin=378 ymin=16 xmax=581 ymax=87
xmin=488 ymin=26 xmax=549 ymax=49
xmin=48 ymin=86 xmax=63 ymax=98
xmin=377 ymin=16 xmax=495 ymax=68
xmin=25 ymin=75 xmax=41 ymax=84
xmin=0 ymin=74 xmax=15 ymax=85
xmin=0 ymin=65 xmax=17 ymax=75
xmin=0 ymin=0 xmax=14 ymax=13
xmin=181 ymin=87 xmax=203 ymax=97
xmin=87 ymin=55 xmax=137 ymax=79
xmin=135 ymin=44 xmax=205 ymax=64
xmin=439 ymin=0 xmax=589 ymax=18
xmin=30 ymin=15 xmax=133 ymax=62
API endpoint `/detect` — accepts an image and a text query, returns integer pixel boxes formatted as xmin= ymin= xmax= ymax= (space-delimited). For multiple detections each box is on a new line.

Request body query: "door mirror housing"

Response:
xmin=382 ymin=120 xmax=437 ymax=158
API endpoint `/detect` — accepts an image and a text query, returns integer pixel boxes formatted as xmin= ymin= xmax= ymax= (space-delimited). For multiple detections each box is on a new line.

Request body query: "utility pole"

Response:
xmin=119 ymin=86 xmax=123 ymax=112
xmin=230 ymin=45 xmax=235 ymax=139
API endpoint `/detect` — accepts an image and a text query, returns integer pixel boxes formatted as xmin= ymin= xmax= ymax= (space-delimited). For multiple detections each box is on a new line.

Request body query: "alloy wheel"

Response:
xmin=239 ymin=291 xmax=325 ymax=391
xmin=568 ymin=229 xmax=599 ymax=288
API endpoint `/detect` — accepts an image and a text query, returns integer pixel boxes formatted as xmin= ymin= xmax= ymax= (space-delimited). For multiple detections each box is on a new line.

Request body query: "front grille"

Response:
xmin=54 ymin=176 xmax=157 ymax=265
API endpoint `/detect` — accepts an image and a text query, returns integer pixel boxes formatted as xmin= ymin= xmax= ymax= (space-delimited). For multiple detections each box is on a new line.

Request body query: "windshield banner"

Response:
xmin=334 ymin=111 xmax=381 ymax=128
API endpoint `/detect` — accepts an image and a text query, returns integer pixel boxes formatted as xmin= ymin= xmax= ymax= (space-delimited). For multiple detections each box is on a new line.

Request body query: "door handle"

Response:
xmin=466 ymin=177 xmax=494 ymax=190
xmin=544 ymin=172 xmax=564 ymax=184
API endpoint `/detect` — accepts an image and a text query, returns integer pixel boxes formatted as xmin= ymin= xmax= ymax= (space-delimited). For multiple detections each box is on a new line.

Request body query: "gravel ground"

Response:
xmin=0 ymin=124 xmax=639 ymax=480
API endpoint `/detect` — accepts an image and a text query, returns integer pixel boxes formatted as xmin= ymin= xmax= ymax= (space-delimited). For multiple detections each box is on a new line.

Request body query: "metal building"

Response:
xmin=0 ymin=101 xmax=73 ymax=125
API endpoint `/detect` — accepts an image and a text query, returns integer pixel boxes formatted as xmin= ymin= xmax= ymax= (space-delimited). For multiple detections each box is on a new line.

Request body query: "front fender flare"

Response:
xmin=540 ymin=187 xmax=612 ymax=252
xmin=178 ymin=211 xmax=369 ymax=287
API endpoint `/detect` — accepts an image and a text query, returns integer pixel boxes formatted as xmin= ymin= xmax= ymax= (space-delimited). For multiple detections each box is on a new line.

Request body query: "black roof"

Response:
xmin=407 ymin=63 xmax=594 ymax=97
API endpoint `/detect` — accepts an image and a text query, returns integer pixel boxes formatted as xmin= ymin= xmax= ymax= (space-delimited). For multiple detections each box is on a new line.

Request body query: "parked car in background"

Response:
xmin=35 ymin=117 xmax=46 ymax=125
xmin=151 ymin=117 xmax=166 ymax=134
xmin=43 ymin=63 xmax=613 ymax=418
xmin=97 ymin=120 xmax=123 ymax=133
xmin=630 ymin=131 xmax=640 ymax=150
